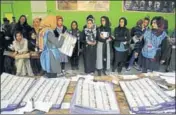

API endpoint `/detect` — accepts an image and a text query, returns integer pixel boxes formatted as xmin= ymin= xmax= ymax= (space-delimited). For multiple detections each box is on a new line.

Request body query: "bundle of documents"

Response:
xmin=119 ymin=78 xmax=175 ymax=114
xmin=58 ymin=32 xmax=77 ymax=57
xmin=1 ymin=73 xmax=35 ymax=112
xmin=22 ymin=77 xmax=70 ymax=111
xmin=70 ymin=78 xmax=120 ymax=114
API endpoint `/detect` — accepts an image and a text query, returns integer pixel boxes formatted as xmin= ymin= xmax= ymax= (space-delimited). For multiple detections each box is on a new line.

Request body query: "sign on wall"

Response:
xmin=56 ymin=1 xmax=109 ymax=11
xmin=123 ymin=0 xmax=175 ymax=13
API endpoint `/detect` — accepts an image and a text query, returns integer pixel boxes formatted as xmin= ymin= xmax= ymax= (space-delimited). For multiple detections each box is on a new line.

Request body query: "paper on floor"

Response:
xmin=34 ymin=101 xmax=53 ymax=112
xmin=160 ymin=76 xmax=175 ymax=85
xmin=165 ymin=89 xmax=175 ymax=98
xmin=61 ymin=103 xmax=70 ymax=109
xmin=71 ymin=75 xmax=94 ymax=81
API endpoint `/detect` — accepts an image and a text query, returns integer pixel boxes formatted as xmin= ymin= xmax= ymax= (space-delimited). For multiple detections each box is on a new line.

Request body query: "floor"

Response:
xmin=62 ymin=54 xmax=168 ymax=77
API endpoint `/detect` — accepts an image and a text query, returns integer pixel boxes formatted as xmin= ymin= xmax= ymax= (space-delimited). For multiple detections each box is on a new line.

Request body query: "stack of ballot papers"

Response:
xmin=22 ymin=77 xmax=70 ymax=112
xmin=58 ymin=32 xmax=77 ymax=57
xmin=70 ymin=78 xmax=120 ymax=114
xmin=1 ymin=73 xmax=35 ymax=112
xmin=119 ymin=78 xmax=175 ymax=114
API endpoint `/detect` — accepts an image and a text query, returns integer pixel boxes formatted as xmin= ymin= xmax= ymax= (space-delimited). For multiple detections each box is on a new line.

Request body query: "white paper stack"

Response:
xmin=1 ymin=73 xmax=35 ymax=112
xmin=70 ymin=78 xmax=120 ymax=114
xmin=119 ymin=78 xmax=175 ymax=114
xmin=58 ymin=32 xmax=77 ymax=57
xmin=22 ymin=77 xmax=70 ymax=111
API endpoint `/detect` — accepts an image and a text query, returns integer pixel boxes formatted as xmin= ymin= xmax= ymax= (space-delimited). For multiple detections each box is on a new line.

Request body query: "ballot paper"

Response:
xmin=160 ymin=76 xmax=175 ymax=85
xmin=34 ymin=101 xmax=53 ymax=112
xmin=22 ymin=77 xmax=70 ymax=110
xmin=70 ymin=78 xmax=120 ymax=114
xmin=119 ymin=78 xmax=175 ymax=114
xmin=1 ymin=73 xmax=35 ymax=112
xmin=120 ymin=75 xmax=139 ymax=80
xmin=71 ymin=74 xmax=94 ymax=82
xmin=101 ymin=32 xmax=109 ymax=38
xmin=165 ymin=89 xmax=175 ymax=98
xmin=61 ymin=103 xmax=70 ymax=109
xmin=58 ymin=32 xmax=77 ymax=57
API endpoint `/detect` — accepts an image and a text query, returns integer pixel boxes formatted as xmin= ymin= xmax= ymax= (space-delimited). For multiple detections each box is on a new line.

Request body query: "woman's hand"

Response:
xmin=134 ymin=52 xmax=138 ymax=58
xmin=87 ymin=41 xmax=96 ymax=45
xmin=107 ymin=37 xmax=112 ymax=42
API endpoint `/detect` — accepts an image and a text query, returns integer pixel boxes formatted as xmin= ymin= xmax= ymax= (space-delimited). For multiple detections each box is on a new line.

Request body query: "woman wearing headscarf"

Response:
xmin=138 ymin=16 xmax=170 ymax=72
xmin=11 ymin=31 xmax=34 ymax=76
xmin=53 ymin=16 xmax=68 ymax=75
xmin=13 ymin=15 xmax=32 ymax=40
xmin=96 ymin=16 xmax=112 ymax=76
xmin=167 ymin=29 xmax=176 ymax=72
xmin=126 ymin=19 xmax=145 ymax=71
xmin=112 ymin=17 xmax=131 ymax=74
xmin=2 ymin=18 xmax=16 ymax=74
xmin=39 ymin=15 xmax=65 ymax=78
xmin=80 ymin=17 xmax=97 ymax=74
xmin=28 ymin=18 xmax=43 ymax=75
xmin=69 ymin=21 xmax=81 ymax=70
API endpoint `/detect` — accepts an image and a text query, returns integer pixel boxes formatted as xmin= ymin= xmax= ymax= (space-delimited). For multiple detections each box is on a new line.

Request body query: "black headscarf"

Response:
xmin=118 ymin=17 xmax=127 ymax=28
xmin=100 ymin=16 xmax=111 ymax=28
xmin=151 ymin=16 xmax=165 ymax=36
xmin=17 ymin=15 xmax=28 ymax=26
xmin=71 ymin=20 xmax=78 ymax=30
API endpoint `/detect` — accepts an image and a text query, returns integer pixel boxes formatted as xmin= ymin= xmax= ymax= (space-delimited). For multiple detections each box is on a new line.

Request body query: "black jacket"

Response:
xmin=0 ymin=31 xmax=5 ymax=50
xmin=13 ymin=23 xmax=32 ymax=39
xmin=53 ymin=26 xmax=67 ymax=38
xmin=97 ymin=26 xmax=112 ymax=43
xmin=113 ymin=27 xmax=131 ymax=49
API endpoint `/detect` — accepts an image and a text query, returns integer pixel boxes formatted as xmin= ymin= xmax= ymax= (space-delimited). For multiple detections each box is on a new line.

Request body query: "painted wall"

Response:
xmin=1 ymin=1 xmax=175 ymax=34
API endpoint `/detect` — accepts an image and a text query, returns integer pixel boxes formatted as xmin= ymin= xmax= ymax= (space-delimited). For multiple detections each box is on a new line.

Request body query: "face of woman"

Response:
xmin=152 ymin=20 xmax=158 ymax=29
xmin=33 ymin=19 xmax=40 ymax=28
xmin=119 ymin=19 xmax=125 ymax=27
xmin=16 ymin=33 xmax=23 ymax=42
xmin=101 ymin=18 xmax=106 ymax=26
xmin=72 ymin=22 xmax=77 ymax=30
xmin=20 ymin=17 xmax=26 ymax=25
xmin=57 ymin=19 xmax=63 ymax=27
xmin=87 ymin=20 xmax=93 ymax=29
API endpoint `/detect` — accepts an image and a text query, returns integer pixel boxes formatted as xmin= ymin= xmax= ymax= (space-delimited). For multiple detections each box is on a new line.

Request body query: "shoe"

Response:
xmin=61 ymin=70 xmax=66 ymax=76
xmin=98 ymin=71 xmax=101 ymax=76
xmin=103 ymin=70 xmax=107 ymax=75
xmin=126 ymin=67 xmax=131 ymax=71
xmin=72 ymin=67 xmax=75 ymax=70
xmin=75 ymin=66 xmax=79 ymax=70
xmin=134 ymin=65 xmax=142 ymax=71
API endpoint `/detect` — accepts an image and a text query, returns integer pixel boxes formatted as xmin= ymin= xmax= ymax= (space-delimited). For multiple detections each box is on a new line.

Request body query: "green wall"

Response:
xmin=1 ymin=1 xmax=175 ymax=34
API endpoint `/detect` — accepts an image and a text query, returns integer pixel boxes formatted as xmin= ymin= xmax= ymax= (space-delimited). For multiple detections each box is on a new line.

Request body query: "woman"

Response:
xmin=81 ymin=18 xmax=97 ymax=74
xmin=96 ymin=16 xmax=112 ymax=76
xmin=12 ymin=31 xmax=34 ymax=76
xmin=166 ymin=29 xmax=175 ymax=72
xmin=53 ymin=16 xmax=68 ymax=75
xmin=2 ymin=18 xmax=16 ymax=74
xmin=112 ymin=17 xmax=131 ymax=74
xmin=39 ymin=15 xmax=65 ymax=78
xmin=28 ymin=18 xmax=42 ymax=75
xmin=13 ymin=15 xmax=32 ymax=40
xmin=69 ymin=21 xmax=81 ymax=70
xmin=138 ymin=16 xmax=170 ymax=73
xmin=127 ymin=19 xmax=145 ymax=71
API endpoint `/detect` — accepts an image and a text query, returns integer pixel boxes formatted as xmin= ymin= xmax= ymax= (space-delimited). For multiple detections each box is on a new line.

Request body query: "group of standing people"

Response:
xmin=0 ymin=14 xmax=175 ymax=78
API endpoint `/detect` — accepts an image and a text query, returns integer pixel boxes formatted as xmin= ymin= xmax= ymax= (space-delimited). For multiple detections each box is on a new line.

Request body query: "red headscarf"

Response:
xmin=56 ymin=16 xmax=63 ymax=27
